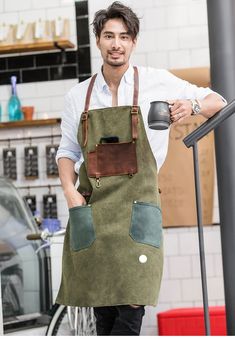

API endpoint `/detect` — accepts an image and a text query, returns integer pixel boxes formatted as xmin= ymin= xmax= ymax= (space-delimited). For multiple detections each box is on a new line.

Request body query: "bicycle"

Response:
xmin=26 ymin=229 xmax=97 ymax=336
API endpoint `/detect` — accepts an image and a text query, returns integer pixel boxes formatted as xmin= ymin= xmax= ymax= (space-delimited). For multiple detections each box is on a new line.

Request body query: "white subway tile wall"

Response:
xmin=0 ymin=0 xmax=224 ymax=336
xmin=5 ymin=0 xmax=32 ymax=12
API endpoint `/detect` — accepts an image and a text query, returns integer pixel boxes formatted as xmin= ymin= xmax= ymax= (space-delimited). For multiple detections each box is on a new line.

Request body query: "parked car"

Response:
xmin=0 ymin=177 xmax=52 ymax=332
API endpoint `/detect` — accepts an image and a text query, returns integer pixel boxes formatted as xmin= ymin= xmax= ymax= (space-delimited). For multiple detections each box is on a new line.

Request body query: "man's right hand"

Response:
xmin=57 ymin=158 xmax=87 ymax=209
xmin=65 ymin=189 xmax=87 ymax=209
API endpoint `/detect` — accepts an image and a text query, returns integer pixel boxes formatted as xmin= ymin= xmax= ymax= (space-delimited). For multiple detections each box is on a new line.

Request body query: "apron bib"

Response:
xmin=56 ymin=67 xmax=163 ymax=307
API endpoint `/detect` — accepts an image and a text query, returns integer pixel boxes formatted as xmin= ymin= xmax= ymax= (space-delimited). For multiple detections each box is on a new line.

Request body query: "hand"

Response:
xmin=65 ymin=190 xmax=87 ymax=209
xmin=168 ymin=99 xmax=192 ymax=123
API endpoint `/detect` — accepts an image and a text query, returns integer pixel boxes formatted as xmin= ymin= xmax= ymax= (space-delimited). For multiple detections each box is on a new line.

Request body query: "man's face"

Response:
xmin=96 ymin=18 xmax=136 ymax=67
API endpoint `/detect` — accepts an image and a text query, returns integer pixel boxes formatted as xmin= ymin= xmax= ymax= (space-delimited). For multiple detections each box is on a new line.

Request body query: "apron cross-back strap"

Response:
xmin=82 ymin=73 xmax=98 ymax=146
xmin=82 ymin=66 xmax=139 ymax=146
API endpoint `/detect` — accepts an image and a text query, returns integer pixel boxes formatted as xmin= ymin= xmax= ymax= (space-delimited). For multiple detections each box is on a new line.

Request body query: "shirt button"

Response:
xmin=139 ymin=255 xmax=147 ymax=263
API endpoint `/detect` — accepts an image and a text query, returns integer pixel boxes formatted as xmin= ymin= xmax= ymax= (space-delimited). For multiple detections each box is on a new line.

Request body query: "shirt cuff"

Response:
xmin=56 ymin=151 xmax=80 ymax=165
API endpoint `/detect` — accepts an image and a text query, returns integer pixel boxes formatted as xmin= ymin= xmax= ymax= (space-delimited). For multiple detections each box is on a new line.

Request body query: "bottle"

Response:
xmin=0 ymin=102 xmax=2 ymax=121
xmin=8 ymin=76 xmax=23 ymax=121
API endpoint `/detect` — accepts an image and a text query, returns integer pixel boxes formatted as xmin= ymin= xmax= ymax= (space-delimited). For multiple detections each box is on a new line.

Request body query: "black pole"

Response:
xmin=207 ymin=0 xmax=235 ymax=334
xmin=192 ymin=142 xmax=210 ymax=335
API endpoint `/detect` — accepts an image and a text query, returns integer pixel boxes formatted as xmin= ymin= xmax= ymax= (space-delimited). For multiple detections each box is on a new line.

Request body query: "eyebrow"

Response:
xmin=102 ymin=31 xmax=130 ymax=35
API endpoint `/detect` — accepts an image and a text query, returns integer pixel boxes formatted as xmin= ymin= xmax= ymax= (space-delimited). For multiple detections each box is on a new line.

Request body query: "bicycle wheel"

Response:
xmin=46 ymin=304 xmax=97 ymax=336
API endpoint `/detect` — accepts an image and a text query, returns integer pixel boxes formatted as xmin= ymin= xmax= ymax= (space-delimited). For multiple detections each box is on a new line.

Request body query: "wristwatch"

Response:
xmin=190 ymin=99 xmax=201 ymax=115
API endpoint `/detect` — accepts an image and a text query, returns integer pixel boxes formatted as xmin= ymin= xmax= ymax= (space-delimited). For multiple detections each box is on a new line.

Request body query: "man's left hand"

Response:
xmin=168 ymin=99 xmax=193 ymax=123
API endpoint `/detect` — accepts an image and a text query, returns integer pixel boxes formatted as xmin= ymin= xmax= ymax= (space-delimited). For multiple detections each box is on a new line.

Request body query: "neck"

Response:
xmin=102 ymin=63 xmax=129 ymax=89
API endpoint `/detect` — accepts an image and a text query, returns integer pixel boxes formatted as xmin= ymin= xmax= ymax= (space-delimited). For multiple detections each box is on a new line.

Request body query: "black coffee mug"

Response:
xmin=148 ymin=101 xmax=171 ymax=130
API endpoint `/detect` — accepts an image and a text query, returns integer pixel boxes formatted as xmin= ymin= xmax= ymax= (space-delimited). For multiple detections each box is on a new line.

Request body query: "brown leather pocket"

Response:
xmin=88 ymin=141 xmax=137 ymax=177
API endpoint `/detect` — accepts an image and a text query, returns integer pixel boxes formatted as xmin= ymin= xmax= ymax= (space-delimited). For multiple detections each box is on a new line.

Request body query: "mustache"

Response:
xmin=108 ymin=49 xmax=124 ymax=53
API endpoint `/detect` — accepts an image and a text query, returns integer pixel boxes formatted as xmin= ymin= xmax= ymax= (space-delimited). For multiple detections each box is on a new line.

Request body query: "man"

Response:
xmin=56 ymin=1 xmax=225 ymax=336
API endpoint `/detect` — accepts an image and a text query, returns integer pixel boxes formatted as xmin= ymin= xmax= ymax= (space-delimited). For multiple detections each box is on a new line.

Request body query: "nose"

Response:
xmin=111 ymin=37 xmax=121 ymax=49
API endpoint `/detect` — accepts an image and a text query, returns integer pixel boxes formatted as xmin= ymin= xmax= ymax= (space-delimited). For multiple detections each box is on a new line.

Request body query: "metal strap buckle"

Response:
xmin=81 ymin=112 xmax=88 ymax=120
xmin=131 ymin=106 xmax=139 ymax=114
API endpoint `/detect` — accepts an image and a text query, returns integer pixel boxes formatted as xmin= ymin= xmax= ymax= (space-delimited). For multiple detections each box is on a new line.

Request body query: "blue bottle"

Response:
xmin=8 ymin=76 xmax=23 ymax=121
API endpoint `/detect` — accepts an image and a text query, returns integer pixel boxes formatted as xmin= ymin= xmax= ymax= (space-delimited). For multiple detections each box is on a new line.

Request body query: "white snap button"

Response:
xmin=139 ymin=255 xmax=147 ymax=263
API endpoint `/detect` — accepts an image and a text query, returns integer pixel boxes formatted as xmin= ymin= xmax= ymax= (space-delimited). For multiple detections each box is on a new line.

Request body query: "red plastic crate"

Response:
xmin=157 ymin=306 xmax=226 ymax=336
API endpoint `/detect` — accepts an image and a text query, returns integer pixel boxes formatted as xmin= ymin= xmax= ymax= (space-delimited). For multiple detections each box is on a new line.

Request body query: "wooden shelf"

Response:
xmin=0 ymin=118 xmax=61 ymax=129
xmin=0 ymin=40 xmax=75 ymax=55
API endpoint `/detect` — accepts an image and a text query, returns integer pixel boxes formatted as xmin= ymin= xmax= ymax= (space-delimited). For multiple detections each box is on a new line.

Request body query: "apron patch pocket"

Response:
xmin=130 ymin=201 xmax=162 ymax=248
xmin=69 ymin=205 xmax=96 ymax=251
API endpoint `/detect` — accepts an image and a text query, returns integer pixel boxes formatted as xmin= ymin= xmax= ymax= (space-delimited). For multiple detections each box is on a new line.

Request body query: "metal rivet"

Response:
xmin=139 ymin=255 xmax=147 ymax=263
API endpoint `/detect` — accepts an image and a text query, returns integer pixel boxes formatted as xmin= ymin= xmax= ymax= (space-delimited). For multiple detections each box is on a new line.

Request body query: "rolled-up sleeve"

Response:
xmin=56 ymin=92 xmax=83 ymax=169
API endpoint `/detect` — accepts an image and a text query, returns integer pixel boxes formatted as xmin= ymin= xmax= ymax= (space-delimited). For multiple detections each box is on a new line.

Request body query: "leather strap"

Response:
xmin=82 ymin=67 xmax=139 ymax=146
xmin=81 ymin=111 xmax=89 ymax=147
xmin=133 ymin=66 xmax=139 ymax=106
xmin=82 ymin=73 xmax=97 ymax=146
xmin=131 ymin=66 xmax=139 ymax=140
xmin=131 ymin=106 xmax=139 ymax=141
xmin=84 ymin=73 xmax=98 ymax=112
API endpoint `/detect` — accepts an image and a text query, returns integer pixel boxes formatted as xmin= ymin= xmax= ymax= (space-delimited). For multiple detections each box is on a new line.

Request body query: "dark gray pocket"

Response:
xmin=69 ymin=205 xmax=96 ymax=251
xmin=130 ymin=201 xmax=162 ymax=248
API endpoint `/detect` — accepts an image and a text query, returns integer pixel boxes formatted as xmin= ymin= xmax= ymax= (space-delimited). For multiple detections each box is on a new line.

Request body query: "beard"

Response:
xmin=105 ymin=51 xmax=126 ymax=67
xmin=106 ymin=59 xmax=126 ymax=67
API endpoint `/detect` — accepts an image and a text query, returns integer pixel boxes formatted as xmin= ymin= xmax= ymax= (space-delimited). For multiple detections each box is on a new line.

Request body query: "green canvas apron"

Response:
xmin=56 ymin=66 xmax=163 ymax=307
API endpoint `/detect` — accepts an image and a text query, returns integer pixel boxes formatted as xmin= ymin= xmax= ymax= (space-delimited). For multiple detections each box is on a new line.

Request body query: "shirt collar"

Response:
xmin=95 ymin=64 xmax=134 ymax=92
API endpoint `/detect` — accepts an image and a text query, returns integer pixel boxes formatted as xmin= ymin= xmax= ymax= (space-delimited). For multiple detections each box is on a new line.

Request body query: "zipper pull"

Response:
xmin=95 ymin=177 xmax=101 ymax=188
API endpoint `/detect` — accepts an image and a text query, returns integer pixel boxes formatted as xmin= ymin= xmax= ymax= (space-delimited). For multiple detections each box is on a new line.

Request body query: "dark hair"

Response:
xmin=92 ymin=1 xmax=139 ymax=40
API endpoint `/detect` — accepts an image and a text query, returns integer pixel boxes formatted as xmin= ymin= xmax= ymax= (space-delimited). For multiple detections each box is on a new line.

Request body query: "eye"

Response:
xmin=104 ymin=34 xmax=112 ymax=39
xmin=122 ymin=35 xmax=131 ymax=41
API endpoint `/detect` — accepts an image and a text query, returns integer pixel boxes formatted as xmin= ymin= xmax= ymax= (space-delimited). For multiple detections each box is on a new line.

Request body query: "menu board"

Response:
xmin=3 ymin=148 xmax=17 ymax=180
xmin=46 ymin=144 xmax=59 ymax=177
xmin=24 ymin=146 xmax=39 ymax=179
xmin=43 ymin=194 xmax=58 ymax=219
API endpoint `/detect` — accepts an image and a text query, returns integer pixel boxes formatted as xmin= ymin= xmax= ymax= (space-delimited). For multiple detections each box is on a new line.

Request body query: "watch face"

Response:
xmin=194 ymin=104 xmax=201 ymax=114
xmin=191 ymin=100 xmax=201 ymax=114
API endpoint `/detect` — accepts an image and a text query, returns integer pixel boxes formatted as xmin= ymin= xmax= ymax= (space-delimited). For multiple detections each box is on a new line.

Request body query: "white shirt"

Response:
xmin=56 ymin=65 xmax=215 ymax=173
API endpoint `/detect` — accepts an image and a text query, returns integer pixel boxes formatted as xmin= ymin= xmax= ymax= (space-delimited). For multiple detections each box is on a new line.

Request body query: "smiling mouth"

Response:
xmin=108 ymin=51 xmax=124 ymax=56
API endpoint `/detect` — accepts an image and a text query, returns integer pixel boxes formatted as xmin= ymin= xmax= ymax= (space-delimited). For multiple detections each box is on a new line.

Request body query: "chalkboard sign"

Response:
xmin=46 ymin=144 xmax=59 ymax=177
xmin=23 ymin=195 xmax=37 ymax=215
xmin=24 ymin=146 xmax=39 ymax=179
xmin=3 ymin=148 xmax=17 ymax=180
xmin=43 ymin=194 xmax=57 ymax=218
